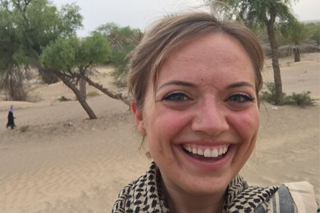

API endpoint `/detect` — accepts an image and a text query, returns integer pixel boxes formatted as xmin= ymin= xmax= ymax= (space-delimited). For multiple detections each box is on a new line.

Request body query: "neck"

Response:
xmin=162 ymin=179 xmax=226 ymax=213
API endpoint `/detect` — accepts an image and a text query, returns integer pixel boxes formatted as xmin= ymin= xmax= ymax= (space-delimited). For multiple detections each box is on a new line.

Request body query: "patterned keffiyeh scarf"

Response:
xmin=112 ymin=162 xmax=295 ymax=213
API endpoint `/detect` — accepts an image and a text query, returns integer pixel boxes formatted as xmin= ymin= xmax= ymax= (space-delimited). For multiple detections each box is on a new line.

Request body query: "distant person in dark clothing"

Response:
xmin=6 ymin=105 xmax=15 ymax=129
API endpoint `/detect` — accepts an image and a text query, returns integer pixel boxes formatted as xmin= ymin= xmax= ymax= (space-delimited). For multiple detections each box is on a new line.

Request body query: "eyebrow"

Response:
xmin=158 ymin=80 xmax=254 ymax=90
xmin=226 ymin=81 xmax=254 ymax=89
xmin=158 ymin=80 xmax=197 ymax=90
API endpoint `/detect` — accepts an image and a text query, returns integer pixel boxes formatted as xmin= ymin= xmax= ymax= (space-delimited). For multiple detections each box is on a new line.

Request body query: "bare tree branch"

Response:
xmin=79 ymin=74 xmax=130 ymax=106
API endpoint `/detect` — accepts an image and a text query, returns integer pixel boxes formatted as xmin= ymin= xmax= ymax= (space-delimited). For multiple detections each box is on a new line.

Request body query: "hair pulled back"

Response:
xmin=128 ymin=12 xmax=264 ymax=109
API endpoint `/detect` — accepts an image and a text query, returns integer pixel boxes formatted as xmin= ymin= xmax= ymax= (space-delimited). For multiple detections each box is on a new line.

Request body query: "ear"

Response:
xmin=131 ymin=100 xmax=145 ymax=135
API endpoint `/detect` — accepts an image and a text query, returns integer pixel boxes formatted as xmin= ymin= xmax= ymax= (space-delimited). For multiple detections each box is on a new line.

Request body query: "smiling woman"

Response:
xmin=111 ymin=11 xmax=318 ymax=213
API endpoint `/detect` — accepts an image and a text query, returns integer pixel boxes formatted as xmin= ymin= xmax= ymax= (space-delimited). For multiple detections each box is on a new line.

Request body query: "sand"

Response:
xmin=0 ymin=53 xmax=319 ymax=213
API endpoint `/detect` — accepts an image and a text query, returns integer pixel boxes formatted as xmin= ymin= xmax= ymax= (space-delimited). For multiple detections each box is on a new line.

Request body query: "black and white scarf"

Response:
xmin=112 ymin=162 xmax=296 ymax=213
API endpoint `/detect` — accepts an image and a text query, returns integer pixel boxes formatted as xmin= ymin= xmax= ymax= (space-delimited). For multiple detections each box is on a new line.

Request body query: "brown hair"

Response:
xmin=128 ymin=12 xmax=264 ymax=110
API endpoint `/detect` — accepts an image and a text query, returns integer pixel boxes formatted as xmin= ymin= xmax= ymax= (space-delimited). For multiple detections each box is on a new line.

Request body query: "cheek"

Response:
xmin=232 ymin=109 xmax=260 ymax=141
xmin=145 ymin=108 xmax=192 ymax=156
xmin=231 ymin=109 xmax=259 ymax=165
xmin=147 ymin=107 xmax=192 ymax=137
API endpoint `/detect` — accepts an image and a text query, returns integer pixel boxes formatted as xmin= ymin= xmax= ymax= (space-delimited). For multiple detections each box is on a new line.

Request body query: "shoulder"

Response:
xmin=111 ymin=177 xmax=142 ymax=213
xmin=111 ymin=163 xmax=166 ymax=213
xmin=283 ymin=182 xmax=318 ymax=213
xmin=265 ymin=182 xmax=318 ymax=213
xmin=228 ymin=180 xmax=318 ymax=213
xmin=111 ymin=182 xmax=134 ymax=212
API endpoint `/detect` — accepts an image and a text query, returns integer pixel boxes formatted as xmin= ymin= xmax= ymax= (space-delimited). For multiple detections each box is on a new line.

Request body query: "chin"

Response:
xmin=163 ymin=168 xmax=235 ymax=198
xmin=190 ymin=175 xmax=233 ymax=195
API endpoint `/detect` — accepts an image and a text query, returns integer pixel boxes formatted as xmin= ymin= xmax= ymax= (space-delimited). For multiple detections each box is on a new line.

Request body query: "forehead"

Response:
xmin=156 ymin=32 xmax=255 ymax=89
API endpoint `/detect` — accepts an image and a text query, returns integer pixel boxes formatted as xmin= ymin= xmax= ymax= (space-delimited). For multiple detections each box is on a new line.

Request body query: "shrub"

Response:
xmin=58 ymin=96 xmax=71 ymax=102
xmin=19 ymin=125 xmax=29 ymax=132
xmin=289 ymin=91 xmax=314 ymax=106
xmin=260 ymin=82 xmax=276 ymax=103
xmin=112 ymin=67 xmax=128 ymax=87
xmin=110 ymin=45 xmax=135 ymax=87
xmin=260 ymin=82 xmax=291 ymax=105
xmin=101 ymin=72 xmax=111 ymax=78
xmin=260 ymin=82 xmax=314 ymax=106
xmin=30 ymin=84 xmax=48 ymax=91
xmin=87 ymin=91 xmax=99 ymax=97
xmin=38 ymin=68 xmax=59 ymax=84
xmin=0 ymin=68 xmax=29 ymax=101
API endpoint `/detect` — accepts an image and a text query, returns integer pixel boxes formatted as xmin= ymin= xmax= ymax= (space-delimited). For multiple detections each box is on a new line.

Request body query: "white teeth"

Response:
xmin=192 ymin=148 xmax=197 ymax=154
xmin=204 ymin=149 xmax=211 ymax=157
xmin=223 ymin=147 xmax=228 ymax=154
xmin=184 ymin=145 xmax=229 ymax=158
xmin=211 ymin=149 xmax=219 ymax=157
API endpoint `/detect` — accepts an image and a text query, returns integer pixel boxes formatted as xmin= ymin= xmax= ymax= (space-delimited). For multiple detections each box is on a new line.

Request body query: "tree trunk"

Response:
xmin=79 ymin=78 xmax=87 ymax=100
xmin=52 ymin=70 xmax=97 ymax=119
xmin=79 ymin=74 xmax=130 ymax=106
xmin=267 ymin=12 xmax=283 ymax=105
xmin=294 ymin=49 xmax=300 ymax=62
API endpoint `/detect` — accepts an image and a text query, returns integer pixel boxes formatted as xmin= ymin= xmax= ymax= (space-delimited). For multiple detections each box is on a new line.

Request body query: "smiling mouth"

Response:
xmin=182 ymin=145 xmax=229 ymax=162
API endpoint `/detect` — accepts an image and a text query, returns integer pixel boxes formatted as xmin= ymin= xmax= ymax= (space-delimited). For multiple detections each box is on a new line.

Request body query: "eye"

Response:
xmin=227 ymin=93 xmax=255 ymax=103
xmin=162 ymin=91 xmax=189 ymax=102
xmin=161 ymin=91 xmax=194 ymax=110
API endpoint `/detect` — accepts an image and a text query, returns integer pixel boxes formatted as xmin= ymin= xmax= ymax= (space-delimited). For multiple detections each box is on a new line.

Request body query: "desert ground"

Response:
xmin=0 ymin=53 xmax=319 ymax=213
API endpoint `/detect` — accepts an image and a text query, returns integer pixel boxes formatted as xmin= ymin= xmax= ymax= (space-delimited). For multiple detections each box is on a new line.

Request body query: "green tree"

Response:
xmin=96 ymin=23 xmax=143 ymax=51
xmin=306 ymin=22 xmax=320 ymax=46
xmin=207 ymin=0 xmax=297 ymax=105
xmin=96 ymin=23 xmax=144 ymax=86
xmin=280 ymin=21 xmax=318 ymax=62
xmin=110 ymin=44 xmax=135 ymax=87
xmin=96 ymin=23 xmax=127 ymax=51
xmin=41 ymin=33 xmax=128 ymax=119
xmin=0 ymin=0 xmax=82 ymax=84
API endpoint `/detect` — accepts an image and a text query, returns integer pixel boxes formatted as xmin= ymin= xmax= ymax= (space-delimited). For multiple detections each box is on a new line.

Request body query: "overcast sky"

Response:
xmin=50 ymin=0 xmax=320 ymax=37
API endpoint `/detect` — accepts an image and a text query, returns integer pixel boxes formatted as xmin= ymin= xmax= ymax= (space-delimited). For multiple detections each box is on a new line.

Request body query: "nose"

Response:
xmin=191 ymin=99 xmax=229 ymax=136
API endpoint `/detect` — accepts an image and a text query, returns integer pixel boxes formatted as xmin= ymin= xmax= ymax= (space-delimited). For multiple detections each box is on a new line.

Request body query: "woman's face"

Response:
xmin=132 ymin=33 xmax=259 ymax=196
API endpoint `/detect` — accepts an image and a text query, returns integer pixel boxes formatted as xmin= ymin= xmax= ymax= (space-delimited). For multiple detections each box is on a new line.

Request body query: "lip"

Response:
xmin=177 ymin=143 xmax=233 ymax=171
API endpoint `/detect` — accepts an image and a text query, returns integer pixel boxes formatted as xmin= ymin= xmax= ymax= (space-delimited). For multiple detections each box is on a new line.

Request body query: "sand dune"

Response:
xmin=0 ymin=53 xmax=319 ymax=213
